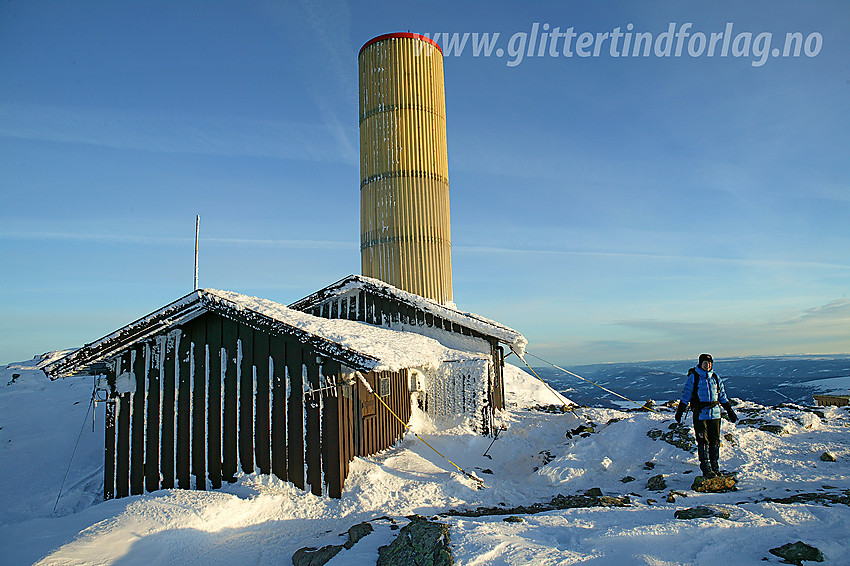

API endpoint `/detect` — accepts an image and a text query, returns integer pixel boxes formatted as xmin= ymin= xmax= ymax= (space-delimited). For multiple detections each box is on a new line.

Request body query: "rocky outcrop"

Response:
xmin=646 ymin=474 xmax=667 ymax=492
xmin=768 ymin=541 xmax=824 ymax=565
xmin=444 ymin=490 xmax=631 ymax=518
xmin=674 ymin=506 xmax=731 ymax=520
xmin=646 ymin=423 xmax=695 ymax=452
xmin=764 ymin=490 xmax=850 ymax=506
xmin=293 ymin=522 xmax=374 ymax=566
xmin=377 ymin=515 xmax=452 ymax=566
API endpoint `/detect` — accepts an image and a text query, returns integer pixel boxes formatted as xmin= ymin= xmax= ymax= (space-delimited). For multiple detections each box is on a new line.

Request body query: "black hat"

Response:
xmin=698 ymin=353 xmax=713 ymax=365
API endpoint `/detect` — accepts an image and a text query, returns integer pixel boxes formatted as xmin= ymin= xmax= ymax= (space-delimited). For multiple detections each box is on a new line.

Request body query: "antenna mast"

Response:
xmin=194 ymin=215 xmax=200 ymax=291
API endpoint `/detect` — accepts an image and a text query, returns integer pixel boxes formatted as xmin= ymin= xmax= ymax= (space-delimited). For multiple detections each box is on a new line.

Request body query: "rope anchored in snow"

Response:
xmin=356 ymin=373 xmax=485 ymax=488
xmin=512 ymin=350 xmax=574 ymax=412
xmin=520 ymin=351 xmax=665 ymax=415
xmin=53 ymin=377 xmax=98 ymax=513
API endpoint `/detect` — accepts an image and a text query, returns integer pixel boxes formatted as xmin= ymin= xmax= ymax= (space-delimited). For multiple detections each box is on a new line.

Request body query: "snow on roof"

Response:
xmin=203 ymin=289 xmax=488 ymax=372
xmin=289 ymin=274 xmax=528 ymax=356
xmin=40 ymin=289 xmax=490 ymax=378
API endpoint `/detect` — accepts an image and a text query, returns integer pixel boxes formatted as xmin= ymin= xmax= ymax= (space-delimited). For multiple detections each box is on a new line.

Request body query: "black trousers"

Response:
xmin=693 ymin=418 xmax=721 ymax=446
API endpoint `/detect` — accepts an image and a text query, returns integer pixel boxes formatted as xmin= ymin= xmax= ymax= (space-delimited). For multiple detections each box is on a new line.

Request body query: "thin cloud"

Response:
xmin=1 ymin=230 xmax=354 ymax=250
xmin=453 ymin=245 xmax=850 ymax=271
xmin=787 ymin=298 xmax=850 ymax=324
xmin=0 ymin=102 xmax=356 ymax=165
xmin=617 ymin=297 xmax=850 ymax=340
xmin=258 ymin=0 xmax=358 ymax=163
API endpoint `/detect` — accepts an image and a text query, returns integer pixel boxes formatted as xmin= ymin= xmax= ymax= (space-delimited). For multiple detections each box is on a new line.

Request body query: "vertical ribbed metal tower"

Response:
xmin=359 ymin=33 xmax=453 ymax=305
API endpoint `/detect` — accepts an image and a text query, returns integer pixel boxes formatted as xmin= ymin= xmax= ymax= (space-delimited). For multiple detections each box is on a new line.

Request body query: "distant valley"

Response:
xmin=528 ymin=354 xmax=850 ymax=408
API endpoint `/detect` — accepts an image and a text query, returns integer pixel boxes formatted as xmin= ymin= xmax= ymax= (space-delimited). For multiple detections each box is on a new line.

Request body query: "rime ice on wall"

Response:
xmin=416 ymin=359 xmax=492 ymax=431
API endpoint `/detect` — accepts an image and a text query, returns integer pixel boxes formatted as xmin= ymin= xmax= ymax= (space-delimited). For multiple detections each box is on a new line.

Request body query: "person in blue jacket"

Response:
xmin=675 ymin=354 xmax=738 ymax=478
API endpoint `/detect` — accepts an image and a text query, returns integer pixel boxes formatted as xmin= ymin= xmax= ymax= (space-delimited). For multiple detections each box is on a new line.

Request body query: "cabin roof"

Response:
xmin=289 ymin=274 xmax=527 ymax=355
xmin=39 ymin=288 xmax=489 ymax=379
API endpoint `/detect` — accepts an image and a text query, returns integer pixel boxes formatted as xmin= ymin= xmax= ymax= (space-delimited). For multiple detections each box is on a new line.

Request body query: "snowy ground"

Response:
xmin=1 ymin=356 xmax=849 ymax=565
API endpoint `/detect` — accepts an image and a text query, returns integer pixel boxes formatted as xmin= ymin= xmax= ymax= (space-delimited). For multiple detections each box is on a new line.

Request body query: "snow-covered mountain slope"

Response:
xmin=536 ymin=355 xmax=850 ymax=408
xmin=1 ymin=359 xmax=848 ymax=565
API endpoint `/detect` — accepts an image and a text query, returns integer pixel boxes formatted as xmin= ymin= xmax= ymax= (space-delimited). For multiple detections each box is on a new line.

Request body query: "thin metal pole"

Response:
xmin=194 ymin=215 xmax=200 ymax=291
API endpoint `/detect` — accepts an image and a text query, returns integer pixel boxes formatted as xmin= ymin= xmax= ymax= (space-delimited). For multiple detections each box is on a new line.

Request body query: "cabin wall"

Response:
xmin=333 ymin=369 xmax=412 ymax=485
xmin=813 ymin=395 xmax=850 ymax=407
xmin=301 ymin=288 xmax=505 ymax=431
xmin=101 ymin=312 xmax=411 ymax=500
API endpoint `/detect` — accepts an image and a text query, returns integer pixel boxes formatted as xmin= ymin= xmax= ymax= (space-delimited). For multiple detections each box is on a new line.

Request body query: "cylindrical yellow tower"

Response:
xmin=359 ymin=32 xmax=453 ymax=305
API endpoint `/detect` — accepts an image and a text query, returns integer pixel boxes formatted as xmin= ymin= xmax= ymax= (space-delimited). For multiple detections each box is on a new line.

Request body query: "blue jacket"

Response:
xmin=680 ymin=366 xmax=729 ymax=421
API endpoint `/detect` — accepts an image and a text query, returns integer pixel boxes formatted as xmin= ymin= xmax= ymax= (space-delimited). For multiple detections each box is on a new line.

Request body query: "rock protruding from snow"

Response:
xmin=646 ymin=474 xmax=667 ymax=491
xmin=445 ymin=491 xmax=631 ymax=518
xmin=768 ymin=541 xmax=825 ymax=565
xmin=674 ymin=506 xmax=731 ymax=520
xmin=759 ymin=424 xmax=787 ymax=435
xmin=376 ymin=515 xmax=452 ymax=566
xmin=691 ymin=475 xmax=738 ymax=493
xmin=292 ymin=522 xmax=374 ymax=566
xmin=646 ymin=423 xmax=696 ymax=452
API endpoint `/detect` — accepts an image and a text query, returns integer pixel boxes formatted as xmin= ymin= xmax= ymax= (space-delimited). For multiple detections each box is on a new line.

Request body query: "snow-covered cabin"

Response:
xmin=289 ymin=274 xmax=527 ymax=433
xmin=40 ymin=286 xmax=525 ymax=499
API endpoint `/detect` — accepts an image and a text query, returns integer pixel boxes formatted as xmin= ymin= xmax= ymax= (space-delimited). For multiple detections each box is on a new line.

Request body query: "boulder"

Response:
xmin=293 ymin=522 xmax=374 ymax=566
xmin=377 ymin=515 xmax=452 ymax=566
xmin=647 ymin=424 xmax=696 ymax=452
xmin=768 ymin=541 xmax=824 ymax=565
xmin=692 ymin=475 xmax=738 ymax=493
xmin=292 ymin=546 xmax=343 ymax=566
xmin=820 ymin=451 xmax=836 ymax=462
xmin=344 ymin=522 xmax=374 ymax=549
xmin=646 ymin=474 xmax=667 ymax=491
xmin=758 ymin=424 xmax=786 ymax=435
xmin=666 ymin=490 xmax=688 ymax=503
xmin=674 ymin=506 xmax=731 ymax=520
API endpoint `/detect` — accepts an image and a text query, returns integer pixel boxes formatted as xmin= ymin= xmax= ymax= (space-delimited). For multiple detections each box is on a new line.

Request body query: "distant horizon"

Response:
xmin=6 ymin=346 xmax=849 ymax=371
xmin=556 ymin=352 xmax=850 ymax=368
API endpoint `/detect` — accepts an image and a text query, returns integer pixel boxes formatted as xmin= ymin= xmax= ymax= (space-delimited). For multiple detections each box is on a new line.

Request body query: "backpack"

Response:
xmin=688 ymin=367 xmax=720 ymax=416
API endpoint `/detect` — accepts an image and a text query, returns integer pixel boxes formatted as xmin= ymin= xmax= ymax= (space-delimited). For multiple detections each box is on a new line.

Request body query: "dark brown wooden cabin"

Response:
xmin=289 ymin=274 xmax=528 ymax=432
xmin=40 ymin=289 xmax=423 ymax=500
xmin=813 ymin=394 xmax=850 ymax=407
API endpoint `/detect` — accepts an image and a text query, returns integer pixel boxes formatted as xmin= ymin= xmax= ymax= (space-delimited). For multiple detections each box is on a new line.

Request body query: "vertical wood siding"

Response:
xmin=102 ymin=312 xmax=411 ymax=500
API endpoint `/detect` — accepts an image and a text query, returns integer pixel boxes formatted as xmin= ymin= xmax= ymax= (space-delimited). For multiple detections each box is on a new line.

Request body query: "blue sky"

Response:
xmin=1 ymin=1 xmax=848 ymax=366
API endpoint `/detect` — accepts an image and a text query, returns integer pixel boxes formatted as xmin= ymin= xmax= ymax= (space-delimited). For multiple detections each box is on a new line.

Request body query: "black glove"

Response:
xmin=722 ymin=402 xmax=738 ymax=423
xmin=674 ymin=401 xmax=687 ymax=423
